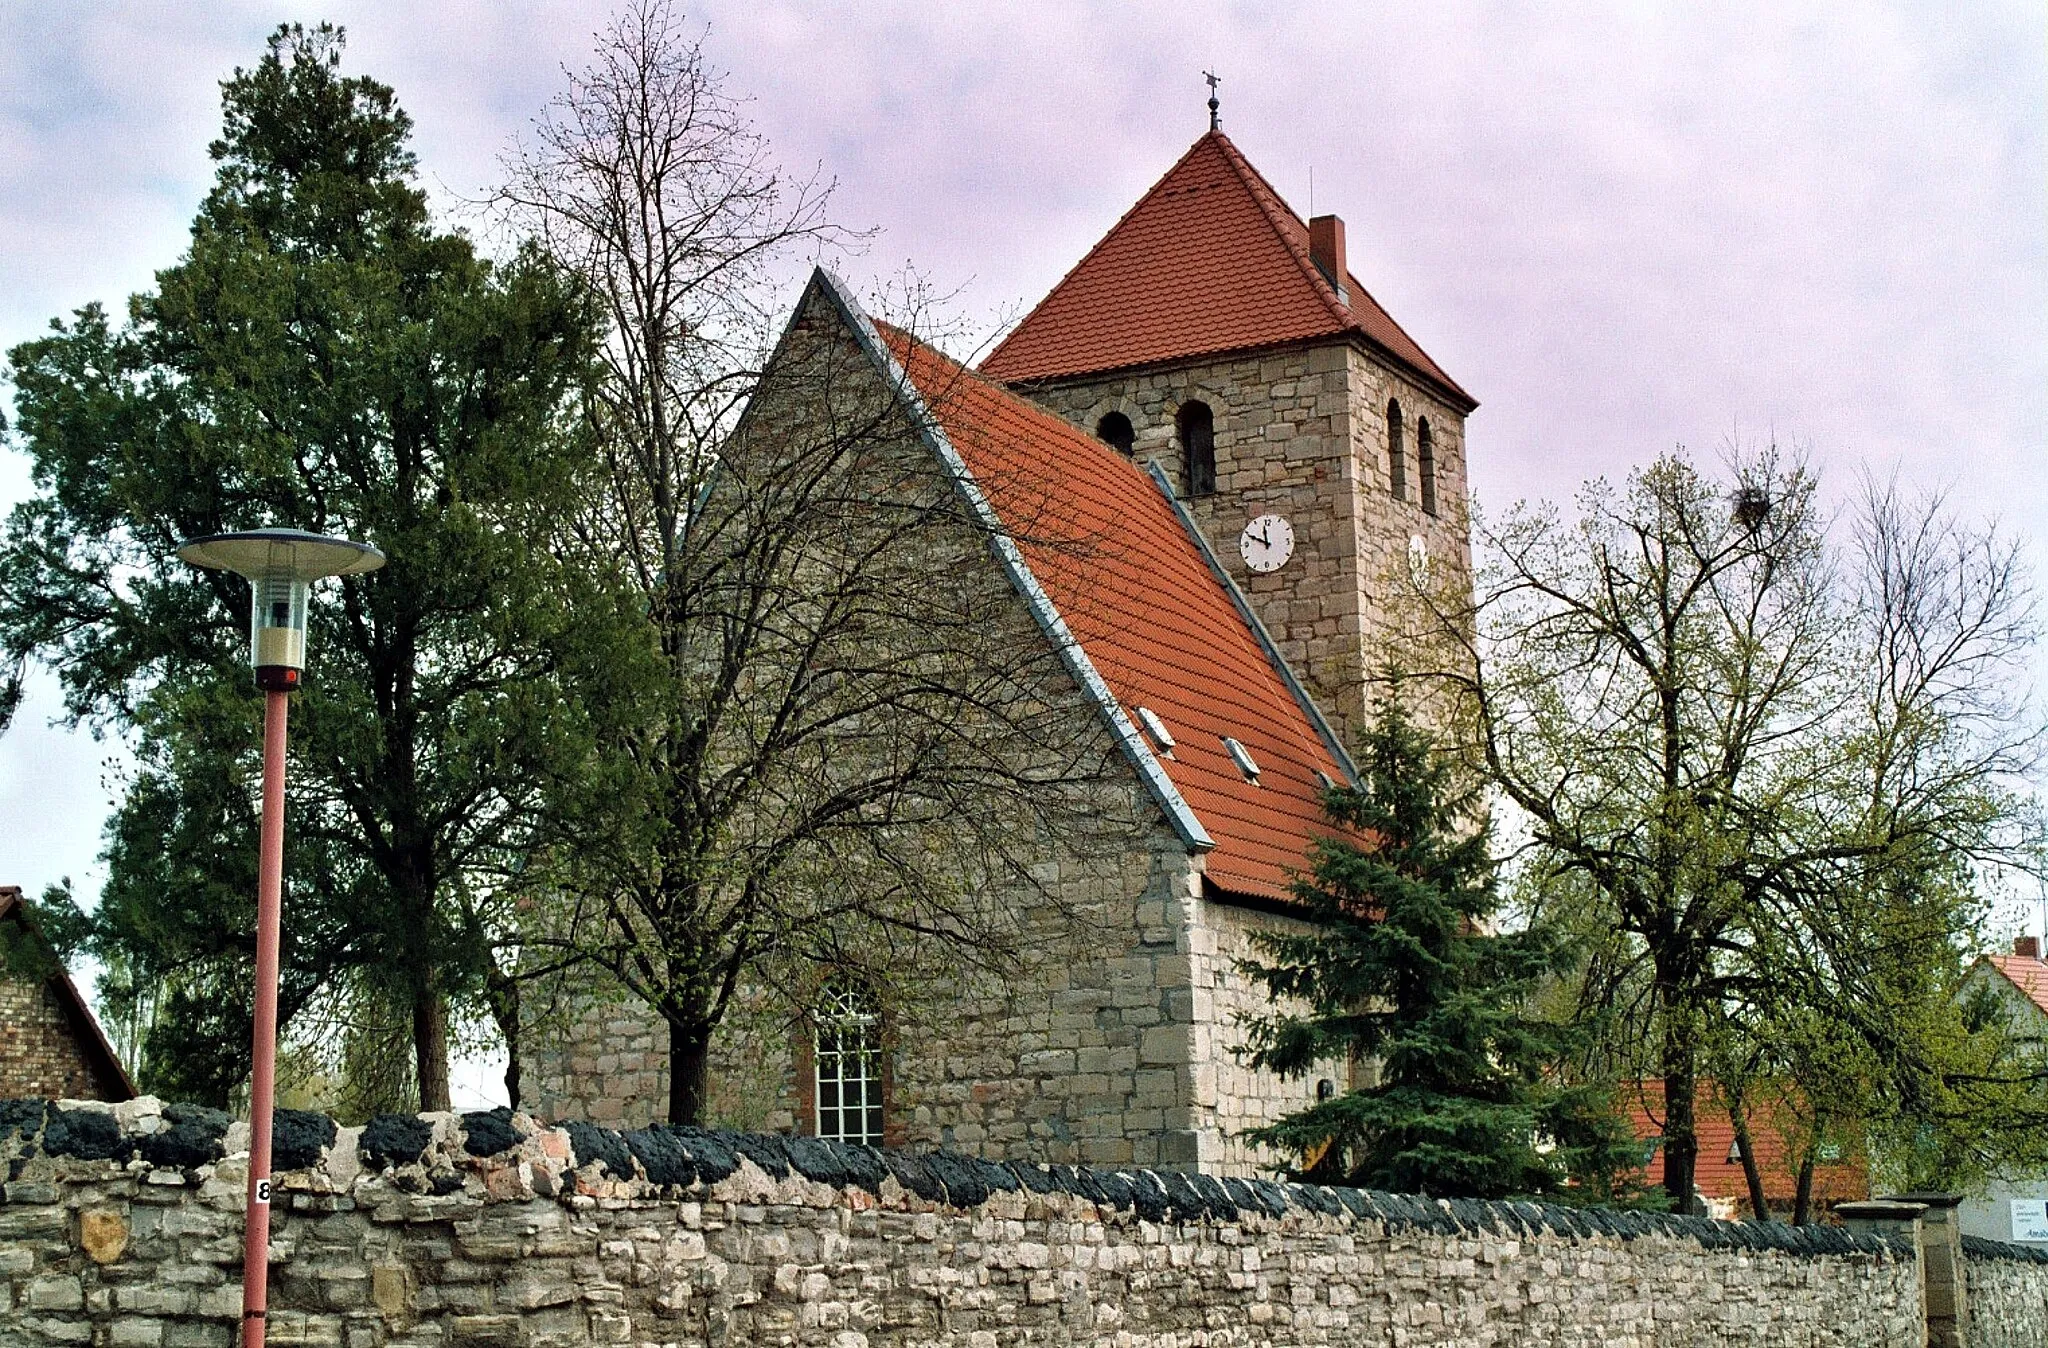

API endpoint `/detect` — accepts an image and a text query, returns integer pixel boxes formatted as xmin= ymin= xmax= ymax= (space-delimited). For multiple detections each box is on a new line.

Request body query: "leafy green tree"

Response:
xmin=0 ymin=25 xmax=607 ymax=1111
xmin=1240 ymin=692 xmax=1644 ymax=1200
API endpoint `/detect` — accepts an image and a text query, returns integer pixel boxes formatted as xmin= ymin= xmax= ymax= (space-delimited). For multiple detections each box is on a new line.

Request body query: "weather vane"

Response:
xmin=1204 ymin=70 xmax=1221 ymax=131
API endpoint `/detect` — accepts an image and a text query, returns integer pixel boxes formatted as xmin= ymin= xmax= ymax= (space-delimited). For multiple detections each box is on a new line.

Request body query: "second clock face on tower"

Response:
xmin=1239 ymin=513 xmax=1295 ymax=573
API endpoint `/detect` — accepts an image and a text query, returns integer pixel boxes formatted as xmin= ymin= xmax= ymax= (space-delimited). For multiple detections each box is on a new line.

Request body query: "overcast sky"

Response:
xmin=3 ymin=2 xmax=2044 ymax=1069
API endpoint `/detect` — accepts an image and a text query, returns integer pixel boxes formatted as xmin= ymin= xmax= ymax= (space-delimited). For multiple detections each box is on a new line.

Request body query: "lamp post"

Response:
xmin=177 ymin=528 xmax=384 ymax=1348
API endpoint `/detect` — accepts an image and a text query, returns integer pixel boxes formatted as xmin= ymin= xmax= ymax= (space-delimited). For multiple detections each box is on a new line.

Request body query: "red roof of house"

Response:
xmin=1625 ymin=1080 xmax=1864 ymax=1209
xmin=859 ymin=309 xmax=1351 ymax=903
xmin=1986 ymin=952 xmax=2048 ymax=1018
xmin=980 ymin=130 xmax=1472 ymax=410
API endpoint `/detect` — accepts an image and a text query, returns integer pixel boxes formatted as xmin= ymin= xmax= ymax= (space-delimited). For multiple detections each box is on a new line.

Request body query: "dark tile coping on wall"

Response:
xmin=1961 ymin=1234 xmax=2048 ymax=1265
xmin=0 ymin=1097 xmax=1906 ymax=1263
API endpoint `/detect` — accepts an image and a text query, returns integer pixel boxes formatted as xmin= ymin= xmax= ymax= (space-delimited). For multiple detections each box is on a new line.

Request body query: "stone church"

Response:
xmin=528 ymin=128 xmax=1474 ymax=1178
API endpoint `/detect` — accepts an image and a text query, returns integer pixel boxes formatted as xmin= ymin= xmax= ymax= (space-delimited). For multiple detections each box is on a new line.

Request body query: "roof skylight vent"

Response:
xmin=1135 ymin=706 xmax=1177 ymax=755
xmin=1222 ymin=736 xmax=1261 ymax=784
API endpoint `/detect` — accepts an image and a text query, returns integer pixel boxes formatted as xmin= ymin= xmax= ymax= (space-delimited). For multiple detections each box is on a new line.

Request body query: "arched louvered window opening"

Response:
xmin=1096 ymin=411 xmax=1136 ymax=455
xmin=1179 ymin=401 xmax=1216 ymax=497
xmin=1387 ymin=399 xmax=1407 ymax=501
xmin=1418 ymin=418 xmax=1437 ymax=516
xmin=813 ymin=982 xmax=884 ymax=1145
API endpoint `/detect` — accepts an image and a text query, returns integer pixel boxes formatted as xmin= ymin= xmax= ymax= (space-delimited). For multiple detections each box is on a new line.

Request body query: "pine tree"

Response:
xmin=1241 ymin=692 xmax=1643 ymax=1200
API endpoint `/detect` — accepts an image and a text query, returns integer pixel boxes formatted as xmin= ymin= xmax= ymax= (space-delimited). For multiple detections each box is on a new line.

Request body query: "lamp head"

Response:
xmin=176 ymin=528 xmax=385 ymax=690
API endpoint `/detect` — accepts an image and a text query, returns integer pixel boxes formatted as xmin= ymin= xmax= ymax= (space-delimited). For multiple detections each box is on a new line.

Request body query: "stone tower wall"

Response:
xmin=1011 ymin=338 xmax=1472 ymax=743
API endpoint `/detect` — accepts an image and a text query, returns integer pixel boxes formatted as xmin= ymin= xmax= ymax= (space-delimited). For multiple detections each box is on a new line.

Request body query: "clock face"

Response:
xmin=1239 ymin=514 xmax=1295 ymax=573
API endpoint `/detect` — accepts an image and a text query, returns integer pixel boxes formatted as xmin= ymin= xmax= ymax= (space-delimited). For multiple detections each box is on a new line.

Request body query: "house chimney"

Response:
xmin=2016 ymin=935 xmax=2042 ymax=960
xmin=1309 ymin=214 xmax=1349 ymax=303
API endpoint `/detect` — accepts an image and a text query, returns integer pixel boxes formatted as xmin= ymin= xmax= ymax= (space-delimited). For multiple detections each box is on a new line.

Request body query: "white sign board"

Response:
xmin=2011 ymin=1199 xmax=2048 ymax=1243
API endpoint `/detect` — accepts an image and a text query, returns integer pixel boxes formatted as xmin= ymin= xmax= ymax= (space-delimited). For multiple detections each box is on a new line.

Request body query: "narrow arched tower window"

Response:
xmin=1387 ymin=399 xmax=1407 ymax=501
xmin=1418 ymin=418 xmax=1437 ymax=516
xmin=814 ymin=982 xmax=884 ymax=1145
xmin=1096 ymin=411 xmax=1136 ymax=455
xmin=1179 ymin=401 xmax=1216 ymax=496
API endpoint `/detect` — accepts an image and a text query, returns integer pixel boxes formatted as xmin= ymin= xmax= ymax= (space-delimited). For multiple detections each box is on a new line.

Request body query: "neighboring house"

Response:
xmin=1624 ymin=1079 xmax=1867 ymax=1220
xmin=1958 ymin=935 xmax=2048 ymax=1245
xmin=526 ymin=128 xmax=1477 ymax=1176
xmin=0 ymin=885 xmax=135 ymax=1102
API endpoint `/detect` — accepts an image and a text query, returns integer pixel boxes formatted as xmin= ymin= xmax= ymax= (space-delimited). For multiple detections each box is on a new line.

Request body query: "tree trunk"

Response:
xmin=667 ymin=1018 xmax=713 ymax=1125
xmin=484 ymin=969 xmax=522 ymax=1111
xmin=1729 ymin=1104 xmax=1773 ymax=1222
xmin=1658 ymin=993 xmax=1700 ymax=1214
xmin=1792 ymin=1148 xmax=1818 ymax=1226
xmin=414 ymin=984 xmax=452 ymax=1112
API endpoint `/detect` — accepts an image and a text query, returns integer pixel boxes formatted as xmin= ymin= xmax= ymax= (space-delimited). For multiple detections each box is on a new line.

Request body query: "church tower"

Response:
xmin=981 ymin=130 xmax=1475 ymax=741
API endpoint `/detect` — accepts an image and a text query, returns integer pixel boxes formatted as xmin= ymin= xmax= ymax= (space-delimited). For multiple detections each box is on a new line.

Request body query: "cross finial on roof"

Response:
xmin=1204 ymin=70 xmax=1221 ymax=131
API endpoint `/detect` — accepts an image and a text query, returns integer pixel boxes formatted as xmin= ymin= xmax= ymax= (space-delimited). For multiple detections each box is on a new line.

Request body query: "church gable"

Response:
xmin=980 ymin=130 xmax=1471 ymax=412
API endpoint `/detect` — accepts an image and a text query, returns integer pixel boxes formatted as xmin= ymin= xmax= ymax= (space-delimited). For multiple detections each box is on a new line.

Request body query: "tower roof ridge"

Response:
xmin=1202 ymin=130 xmax=1354 ymax=329
xmin=981 ymin=131 xmax=1473 ymax=410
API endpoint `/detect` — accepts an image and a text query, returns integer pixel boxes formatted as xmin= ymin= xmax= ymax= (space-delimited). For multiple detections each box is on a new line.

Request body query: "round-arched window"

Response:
xmin=814 ymin=982 xmax=883 ymax=1145
xmin=1178 ymin=401 xmax=1216 ymax=497
xmin=1095 ymin=411 xmax=1136 ymax=455
xmin=1387 ymin=398 xmax=1407 ymax=501
xmin=1418 ymin=418 xmax=1437 ymax=516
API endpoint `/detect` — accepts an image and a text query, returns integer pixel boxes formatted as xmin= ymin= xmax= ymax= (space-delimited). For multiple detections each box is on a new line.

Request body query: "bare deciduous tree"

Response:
xmin=1409 ymin=449 xmax=2042 ymax=1212
xmin=498 ymin=4 xmax=1124 ymax=1123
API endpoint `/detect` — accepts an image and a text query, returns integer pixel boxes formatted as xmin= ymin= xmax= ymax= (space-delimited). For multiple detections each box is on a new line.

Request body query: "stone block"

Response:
xmin=25 ymin=1274 xmax=84 ymax=1311
xmin=448 ymin=1316 xmax=522 ymax=1346
xmin=79 ymin=1206 xmax=128 ymax=1263
xmin=109 ymin=1318 xmax=166 ymax=1347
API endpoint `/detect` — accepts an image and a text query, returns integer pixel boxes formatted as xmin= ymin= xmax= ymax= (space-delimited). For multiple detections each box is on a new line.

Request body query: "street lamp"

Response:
xmin=177 ymin=528 xmax=383 ymax=1348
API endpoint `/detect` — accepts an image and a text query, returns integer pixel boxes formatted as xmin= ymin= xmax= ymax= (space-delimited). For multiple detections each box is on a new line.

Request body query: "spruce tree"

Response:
xmin=1241 ymin=692 xmax=1642 ymax=1200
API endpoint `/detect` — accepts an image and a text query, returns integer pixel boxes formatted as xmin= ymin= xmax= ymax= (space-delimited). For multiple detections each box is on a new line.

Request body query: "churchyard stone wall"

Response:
xmin=2 ymin=1096 xmax=1985 ymax=1347
xmin=1963 ymin=1237 xmax=2048 ymax=1348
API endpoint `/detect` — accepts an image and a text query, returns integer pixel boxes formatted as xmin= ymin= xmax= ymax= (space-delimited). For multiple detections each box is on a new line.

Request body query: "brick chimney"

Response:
xmin=1308 ymin=214 xmax=1349 ymax=303
xmin=2016 ymin=935 xmax=2042 ymax=960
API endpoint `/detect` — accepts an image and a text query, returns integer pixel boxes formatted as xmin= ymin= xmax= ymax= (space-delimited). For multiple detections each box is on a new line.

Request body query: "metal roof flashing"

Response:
xmin=1142 ymin=461 xmax=1361 ymax=787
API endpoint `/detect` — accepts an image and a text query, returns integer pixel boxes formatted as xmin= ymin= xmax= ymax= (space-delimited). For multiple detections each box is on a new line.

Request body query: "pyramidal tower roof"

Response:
xmin=981 ymin=130 xmax=1473 ymax=410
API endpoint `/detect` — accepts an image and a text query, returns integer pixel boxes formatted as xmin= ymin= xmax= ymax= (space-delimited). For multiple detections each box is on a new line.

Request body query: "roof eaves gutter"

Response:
xmin=809 ymin=267 xmax=1215 ymax=854
xmin=1144 ymin=460 xmax=1361 ymax=788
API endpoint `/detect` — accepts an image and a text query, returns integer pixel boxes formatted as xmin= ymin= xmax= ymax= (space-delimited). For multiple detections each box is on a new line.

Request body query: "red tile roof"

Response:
xmin=1624 ymin=1080 xmax=1864 ymax=1210
xmin=981 ymin=131 xmax=1473 ymax=411
xmin=1986 ymin=953 xmax=2048 ymax=1018
xmin=865 ymin=314 xmax=1352 ymax=903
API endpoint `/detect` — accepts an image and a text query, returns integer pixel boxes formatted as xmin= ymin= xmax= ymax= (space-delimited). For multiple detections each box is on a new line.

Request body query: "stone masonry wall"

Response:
xmin=1 ymin=1097 xmax=1958 ymax=1348
xmin=1183 ymin=896 xmax=1341 ymax=1175
xmin=1963 ymin=1236 xmax=2048 ymax=1348
xmin=0 ymin=972 xmax=121 ymax=1104
xmin=1013 ymin=336 xmax=1473 ymax=747
xmin=525 ymin=825 xmax=1246 ymax=1175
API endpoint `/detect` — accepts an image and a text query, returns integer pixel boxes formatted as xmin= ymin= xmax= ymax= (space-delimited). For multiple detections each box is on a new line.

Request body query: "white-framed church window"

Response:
xmin=814 ymin=982 xmax=885 ymax=1146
